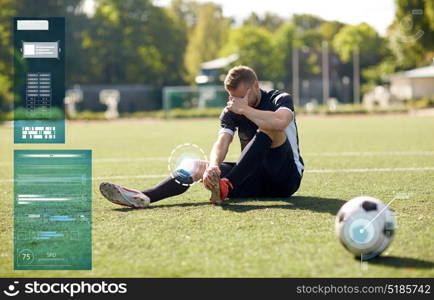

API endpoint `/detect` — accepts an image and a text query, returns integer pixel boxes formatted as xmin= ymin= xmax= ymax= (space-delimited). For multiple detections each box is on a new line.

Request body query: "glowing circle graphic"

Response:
xmin=168 ymin=143 xmax=207 ymax=186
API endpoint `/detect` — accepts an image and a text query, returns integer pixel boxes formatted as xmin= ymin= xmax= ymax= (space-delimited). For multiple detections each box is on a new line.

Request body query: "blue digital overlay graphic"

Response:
xmin=13 ymin=18 xmax=65 ymax=143
xmin=14 ymin=150 xmax=92 ymax=270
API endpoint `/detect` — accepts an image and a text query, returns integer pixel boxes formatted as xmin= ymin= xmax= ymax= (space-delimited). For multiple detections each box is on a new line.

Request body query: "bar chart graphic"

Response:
xmin=14 ymin=150 xmax=92 ymax=270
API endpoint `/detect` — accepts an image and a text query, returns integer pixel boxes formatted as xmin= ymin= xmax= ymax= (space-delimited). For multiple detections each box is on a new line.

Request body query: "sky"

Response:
xmin=153 ymin=0 xmax=396 ymax=35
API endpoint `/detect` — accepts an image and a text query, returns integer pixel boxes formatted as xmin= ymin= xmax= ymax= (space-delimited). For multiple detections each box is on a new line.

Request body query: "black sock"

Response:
xmin=142 ymin=175 xmax=190 ymax=203
xmin=225 ymin=131 xmax=272 ymax=187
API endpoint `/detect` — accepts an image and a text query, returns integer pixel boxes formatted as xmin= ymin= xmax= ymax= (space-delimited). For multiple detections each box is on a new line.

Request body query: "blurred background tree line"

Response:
xmin=0 ymin=0 xmax=433 ymax=107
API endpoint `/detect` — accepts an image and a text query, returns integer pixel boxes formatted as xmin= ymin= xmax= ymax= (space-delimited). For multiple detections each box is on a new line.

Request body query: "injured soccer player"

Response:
xmin=100 ymin=65 xmax=304 ymax=208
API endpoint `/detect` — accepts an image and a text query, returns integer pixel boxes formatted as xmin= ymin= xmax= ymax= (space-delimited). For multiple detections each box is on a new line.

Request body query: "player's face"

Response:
xmin=227 ymin=82 xmax=259 ymax=106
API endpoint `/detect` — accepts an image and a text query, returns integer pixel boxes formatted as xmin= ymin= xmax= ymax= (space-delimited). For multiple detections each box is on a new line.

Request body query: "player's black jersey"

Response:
xmin=219 ymin=89 xmax=304 ymax=176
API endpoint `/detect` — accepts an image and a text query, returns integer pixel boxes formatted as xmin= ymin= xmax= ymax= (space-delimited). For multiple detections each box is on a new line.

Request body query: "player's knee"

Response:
xmin=258 ymin=128 xmax=282 ymax=141
xmin=257 ymin=129 xmax=286 ymax=148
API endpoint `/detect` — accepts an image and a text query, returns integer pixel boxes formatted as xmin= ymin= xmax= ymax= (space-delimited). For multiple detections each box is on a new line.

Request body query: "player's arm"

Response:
xmin=227 ymin=90 xmax=293 ymax=131
xmin=241 ymin=107 xmax=292 ymax=132
xmin=203 ymin=132 xmax=233 ymax=189
xmin=209 ymin=132 xmax=233 ymax=167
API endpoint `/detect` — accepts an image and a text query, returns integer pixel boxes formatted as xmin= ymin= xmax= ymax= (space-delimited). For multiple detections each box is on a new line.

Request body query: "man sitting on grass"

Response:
xmin=100 ymin=65 xmax=304 ymax=207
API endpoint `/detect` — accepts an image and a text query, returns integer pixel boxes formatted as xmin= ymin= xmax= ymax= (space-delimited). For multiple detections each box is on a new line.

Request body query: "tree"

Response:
xmin=82 ymin=0 xmax=187 ymax=86
xmin=332 ymin=23 xmax=384 ymax=67
xmin=291 ymin=14 xmax=324 ymax=31
xmin=320 ymin=20 xmax=345 ymax=44
xmin=170 ymin=0 xmax=200 ymax=31
xmin=284 ymin=14 xmax=328 ymax=80
xmin=0 ymin=0 xmax=86 ymax=107
xmin=387 ymin=0 xmax=434 ymax=69
xmin=183 ymin=2 xmax=230 ymax=83
xmin=220 ymin=26 xmax=277 ymax=81
xmin=332 ymin=23 xmax=387 ymax=97
xmin=0 ymin=0 xmax=19 ymax=107
xmin=11 ymin=1 xmax=89 ymax=86
xmin=273 ymin=23 xmax=299 ymax=87
xmin=243 ymin=12 xmax=285 ymax=32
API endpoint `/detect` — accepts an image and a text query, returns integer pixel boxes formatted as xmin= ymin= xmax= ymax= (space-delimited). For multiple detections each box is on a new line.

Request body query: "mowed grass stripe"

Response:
xmin=2 ymin=166 xmax=433 ymax=182
xmin=1 ymin=150 xmax=434 ymax=166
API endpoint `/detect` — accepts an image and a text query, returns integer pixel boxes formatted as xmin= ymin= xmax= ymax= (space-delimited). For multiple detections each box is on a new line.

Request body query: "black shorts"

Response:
xmin=220 ymin=137 xmax=302 ymax=198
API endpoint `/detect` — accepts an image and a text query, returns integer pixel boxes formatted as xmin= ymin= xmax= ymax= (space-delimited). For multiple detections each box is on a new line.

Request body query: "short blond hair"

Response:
xmin=224 ymin=65 xmax=258 ymax=90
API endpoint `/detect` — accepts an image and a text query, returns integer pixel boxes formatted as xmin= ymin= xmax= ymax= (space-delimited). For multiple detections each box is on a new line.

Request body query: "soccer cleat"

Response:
xmin=209 ymin=173 xmax=233 ymax=205
xmin=99 ymin=182 xmax=150 ymax=208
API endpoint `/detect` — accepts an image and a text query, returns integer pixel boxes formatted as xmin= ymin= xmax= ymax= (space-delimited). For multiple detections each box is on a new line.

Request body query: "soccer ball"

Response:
xmin=335 ymin=196 xmax=396 ymax=261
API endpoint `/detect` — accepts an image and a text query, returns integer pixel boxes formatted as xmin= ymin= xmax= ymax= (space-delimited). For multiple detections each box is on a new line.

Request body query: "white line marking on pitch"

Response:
xmin=305 ymin=167 xmax=434 ymax=173
xmin=91 ymin=151 xmax=434 ymax=162
xmin=91 ymin=166 xmax=434 ymax=179
xmin=1 ymin=151 xmax=434 ymax=166
xmin=305 ymin=151 xmax=434 ymax=156
xmin=1 ymin=167 xmax=433 ymax=182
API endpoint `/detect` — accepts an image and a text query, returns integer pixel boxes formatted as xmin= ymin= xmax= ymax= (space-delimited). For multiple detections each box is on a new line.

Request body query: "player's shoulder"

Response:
xmin=263 ymin=89 xmax=293 ymax=109
xmin=268 ymin=89 xmax=292 ymax=102
xmin=219 ymin=106 xmax=238 ymax=120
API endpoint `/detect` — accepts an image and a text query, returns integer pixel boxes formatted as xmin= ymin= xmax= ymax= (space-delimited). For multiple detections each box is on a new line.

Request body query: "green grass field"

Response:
xmin=0 ymin=115 xmax=433 ymax=277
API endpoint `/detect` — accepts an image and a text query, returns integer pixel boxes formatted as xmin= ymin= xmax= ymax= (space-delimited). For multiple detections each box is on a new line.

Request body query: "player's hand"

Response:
xmin=203 ymin=165 xmax=221 ymax=190
xmin=227 ymin=89 xmax=251 ymax=115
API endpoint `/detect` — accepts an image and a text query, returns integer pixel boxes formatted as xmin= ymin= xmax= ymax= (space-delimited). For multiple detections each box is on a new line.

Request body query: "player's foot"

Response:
xmin=209 ymin=173 xmax=233 ymax=205
xmin=99 ymin=182 xmax=150 ymax=208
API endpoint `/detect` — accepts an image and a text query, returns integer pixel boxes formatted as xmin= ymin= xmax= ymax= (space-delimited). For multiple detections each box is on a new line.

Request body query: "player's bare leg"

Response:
xmin=100 ymin=160 xmax=209 ymax=208
xmin=208 ymin=171 xmax=221 ymax=204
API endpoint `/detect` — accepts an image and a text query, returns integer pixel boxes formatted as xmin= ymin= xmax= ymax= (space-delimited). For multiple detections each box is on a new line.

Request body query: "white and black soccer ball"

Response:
xmin=335 ymin=196 xmax=396 ymax=261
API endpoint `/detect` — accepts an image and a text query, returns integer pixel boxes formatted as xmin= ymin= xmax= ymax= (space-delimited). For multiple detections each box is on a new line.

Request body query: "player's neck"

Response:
xmin=252 ymin=90 xmax=262 ymax=107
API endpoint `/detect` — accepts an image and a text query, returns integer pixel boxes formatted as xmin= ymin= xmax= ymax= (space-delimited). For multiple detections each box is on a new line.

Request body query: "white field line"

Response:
xmin=305 ymin=167 xmax=434 ymax=173
xmin=303 ymin=151 xmax=434 ymax=156
xmin=0 ymin=166 xmax=434 ymax=183
xmin=1 ymin=151 xmax=433 ymax=166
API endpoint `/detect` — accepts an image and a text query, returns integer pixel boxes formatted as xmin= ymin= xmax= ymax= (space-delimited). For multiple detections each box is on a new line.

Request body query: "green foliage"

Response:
xmin=332 ymin=23 xmax=384 ymax=67
xmin=0 ymin=110 xmax=13 ymax=122
xmin=387 ymin=0 xmax=434 ymax=69
xmin=170 ymin=0 xmax=202 ymax=31
xmin=243 ymin=12 xmax=285 ymax=32
xmin=0 ymin=0 xmax=88 ymax=105
xmin=0 ymin=0 xmax=19 ymax=106
xmin=273 ymin=23 xmax=297 ymax=86
xmin=292 ymin=14 xmax=324 ymax=31
xmin=183 ymin=2 xmax=230 ymax=82
xmin=273 ymin=17 xmax=346 ymax=87
xmin=81 ymin=0 xmax=187 ymax=86
xmin=220 ymin=26 xmax=277 ymax=81
xmin=165 ymin=107 xmax=222 ymax=118
xmin=0 ymin=0 xmax=431 ymax=110
xmin=297 ymin=30 xmax=324 ymax=77
xmin=408 ymin=95 xmax=434 ymax=109
xmin=360 ymin=0 xmax=433 ymax=95
xmin=71 ymin=108 xmax=222 ymax=120
xmin=361 ymin=58 xmax=397 ymax=93
xmin=320 ymin=21 xmax=345 ymax=44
